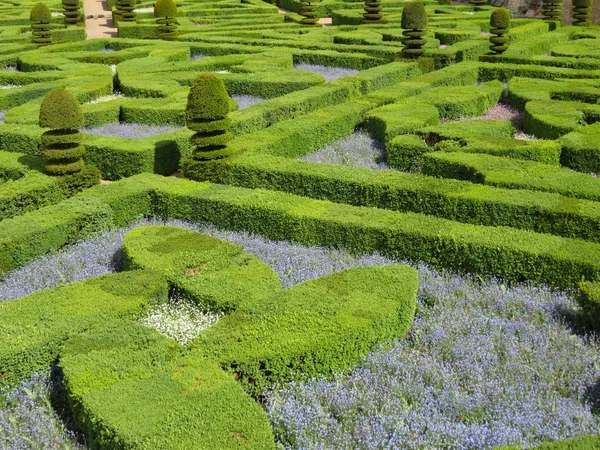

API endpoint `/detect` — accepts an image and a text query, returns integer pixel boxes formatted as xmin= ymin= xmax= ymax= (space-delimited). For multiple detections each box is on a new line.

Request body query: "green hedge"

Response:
xmin=122 ymin=225 xmax=281 ymax=312
xmin=363 ymin=101 xmax=439 ymax=142
xmin=523 ymin=99 xmax=600 ymax=140
xmin=577 ymin=281 xmax=600 ymax=333
xmin=559 ymin=123 xmax=600 ymax=174
xmin=0 ymin=270 xmax=169 ymax=386
xmin=420 ymin=151 xmax=600 ymax=202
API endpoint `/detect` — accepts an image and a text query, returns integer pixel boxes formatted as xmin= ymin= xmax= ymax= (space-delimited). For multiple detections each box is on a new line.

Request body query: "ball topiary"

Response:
xmin=489 ymin=8 xmax=510 ymax=54
xmin=401 ymin=2 xmax=428 ymax=59
xmin=363 ymin=0 xmax=384 ymax=24
xmin=30 ymin=3 xmax=52 ymax=46
xmin=542 ymin=0 xmax=563 ymax=21
xmin=181 ymin=74 xmax=233 ymax=181
xmin=154 ymin=0 xmax=179 ymax=39
xmin=572 ymin=0 xmax=592 ymax=26
xmin=39 ymin=89 xmax=86 ymax=176
xmin=62 ymin=0 xmax=80 ymax=25
xmin=300 ymin=0 xmax=320 ymax=25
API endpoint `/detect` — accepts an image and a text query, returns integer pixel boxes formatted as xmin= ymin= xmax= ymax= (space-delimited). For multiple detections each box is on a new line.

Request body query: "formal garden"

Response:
xmin=0 ymin=0 xmax=599 ymax=448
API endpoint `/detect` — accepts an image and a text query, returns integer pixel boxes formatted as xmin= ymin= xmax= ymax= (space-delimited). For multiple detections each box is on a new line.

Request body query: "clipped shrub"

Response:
xmin=470 ymin=0 xmax=487 ymax=5
xmin=181 ymin=74 xmax=232 ymax=181
xmin=363 ymin=0 xmax=384 ymax=24
xmin=154 ymin=0 xmax=178 ymax=40
xmin=62 ymin=0 xmax=80 ymax=25
xmin=542 ymin=0 xmax=563 ymax=20
xmin=489 ymin=8 xmax=510 ymax=54
xmin=39 ymin=89 xmax=86 ymax=176
xmin=300 ymin=0 xmax=320 ymax=25
xmin=115 ymin=0 xmax=136 ymax=22
xmin=438 ymin=0 xmax=451 ymax=4
xmin=30 ymin=3 xmax=52 ymax=46
xmin=401 ymin=2 xmax=428 ymax=59
xmin=572 ymin=0 xmax=592 ymax=26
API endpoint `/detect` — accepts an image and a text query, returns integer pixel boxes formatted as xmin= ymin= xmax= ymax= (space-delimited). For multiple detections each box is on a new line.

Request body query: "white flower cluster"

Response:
xmin=86 ymin=92 xmax=124 ymax=104
xmin=0 ymin=84 xmax=21 ymax=90
xmin=140 ymin=297 xmax=222 ymax=346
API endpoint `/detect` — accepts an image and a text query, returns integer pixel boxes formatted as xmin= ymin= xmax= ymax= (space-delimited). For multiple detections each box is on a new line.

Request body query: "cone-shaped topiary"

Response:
xmin=62 ymin=0 xmax=80 ymax=25
xmin=401 ymin=2 xmax=427 ymax=59
xmin=154 ymin=0 xmax=179 ymax=39
xmin=489 ymin=8 xmax=510 ymax=54
xmin=300 ymin=0 xmax=320 ymax=25
xmin=572 ymin=0 xmax=592 ymax=26
xmin=30 ymin=3 xmax=52 ymax=46
xmin=363 ymin=0 xmax=384 ymax=24
xmin=115 ymin=0 xmax=136 ymax=22
xmin=542 ymin=0 xmax=563 ymax=20
xmin=39 ymin=89 xmax=86 ymax=176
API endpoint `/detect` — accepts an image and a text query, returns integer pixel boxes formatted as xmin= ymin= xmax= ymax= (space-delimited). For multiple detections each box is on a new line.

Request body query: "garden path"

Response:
xmin=84 ymin=0 xmax=117 ymax=39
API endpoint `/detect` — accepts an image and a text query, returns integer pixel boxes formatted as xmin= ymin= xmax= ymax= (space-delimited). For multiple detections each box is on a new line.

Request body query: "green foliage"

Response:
xmin=364 ymin=102 xmax=439 ymax=142
xmin=577 ymin=281 xmax=600 ymax=333
xmin=62 ymin=0 xmax=80 ymax=25
xmin=300 ymin=0 xmax=320 ymax=25
xmin=122 ymin=225 xmax=281 ymax=312
xmin=363 ymin=0 xmax=384 ymax=24
xmin=30 ymin=3 xmax=51 ymax=45
xmin=542 ymin=0 xmax=563 ymax=21
xmin=39 ymin=89 xmax=86 ymax=176
xmin=154 ymin=0 xmax=178 ymax=39
xmin=489 ymin=9 xmax=511 ymax=55
xmin=572 ymin=0 xmax=592 ymax=26
xmin=559 ymin=123 xmax=600 ymax=174
xmin=115 ymin=0 xmax=136 ymax=22
xmin=184 ymin=74 xmax=232 ymax=178
xmin=55 ymin=164 xmax=101 ymax=196
xmin=401 ymin=2 xmax=427 ymax=58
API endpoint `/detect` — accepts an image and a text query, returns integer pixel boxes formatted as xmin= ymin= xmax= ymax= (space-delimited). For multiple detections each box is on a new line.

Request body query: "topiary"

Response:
xmin=300 ymin=0 xmax=320 ymax=25
xmin=115 ymin=0 xmax=136 ymax=22
xmin=401 ymin=2 xmax=428 ymax=59
xmin=542 ymin=0 xmax=563 ymax=21
xmin=489 ymin=8 xmax=510 ymax=55
xmin=30 ymin=3 xmax=52 ymax=46
xmin=154 ymin=0 xmax=179 ymax=39
xmin=181 ymin=74 xmax=233 ymax=181
xmin=39 ymin=89 xmax=86 ymax=176
xmin=62 ymin=0 xmax=80 ymax=25
xmin=469 ymin=0 xmax=487 ymax=5
xmin=572 ymin=0 xmax=592 ymax=26
xmin=363 ymin=0 xmax=384 ymax=24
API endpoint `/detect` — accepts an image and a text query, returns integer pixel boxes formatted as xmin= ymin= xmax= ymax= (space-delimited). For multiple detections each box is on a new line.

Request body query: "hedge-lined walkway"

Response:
xmin=84 ymin=0 xmax=117 ymax=39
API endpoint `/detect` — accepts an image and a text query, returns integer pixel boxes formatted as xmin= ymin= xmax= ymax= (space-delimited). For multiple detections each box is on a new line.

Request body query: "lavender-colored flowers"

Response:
xmin=301 ymin=130 xmax=388 ymax=170
xmin=81 ymin=123 xmax=182 ymax=139
xmin=231 ymin=94 xmax=265 ymax=110
xmin=0 ymin=110 xmax=6 ymax=124
xmin=294 ymin=63 xmax=360 ymax=82
xmin=1 ymin=219 xmax=599 ymax=449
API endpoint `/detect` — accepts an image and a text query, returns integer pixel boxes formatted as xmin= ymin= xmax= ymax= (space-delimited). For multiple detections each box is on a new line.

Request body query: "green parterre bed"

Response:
xmin=1 ymin=0 xmax=600 ymax=448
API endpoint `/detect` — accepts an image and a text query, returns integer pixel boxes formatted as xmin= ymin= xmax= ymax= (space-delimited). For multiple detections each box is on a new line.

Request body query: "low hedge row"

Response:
xmin=479 ymin=62 xmax=600 ymax=82
xmin=419 ymin=151 xmax=600 ymax=202
xmin=559 ymin=123 xmax=600 ymax=174
xmin=1 ymin=174 xmax=599 ymax=288
xmin=523 ymin=99 xmax=600 ymax=140
xmin=206 ymin=151 xmax=600 ymax=243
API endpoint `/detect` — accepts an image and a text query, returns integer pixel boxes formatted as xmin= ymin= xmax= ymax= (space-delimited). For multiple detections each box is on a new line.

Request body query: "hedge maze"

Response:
xmin=1 ymin=0 xmax=600 ymax=448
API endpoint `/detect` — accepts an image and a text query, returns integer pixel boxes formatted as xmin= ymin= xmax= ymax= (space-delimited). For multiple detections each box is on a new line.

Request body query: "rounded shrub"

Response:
xmin=542 ymin=0 xmax=563 ymax=20
xmin=300 ymin=0 xmax=320 ymax=25
xmin=489 ymin=8 xmax=510 ymax=55
xmin=154 ymin=0 xmax=179 ymax=39
xmin=30 ymin=3 xmax=52 ymax=46
xmin=572 ymin=0 xmax=592 ymax=26
xmin=363 ymin=0 xmax=384 ymax=24
xmin=181 ymin=74 xmax=233 ymax=181
xmin=39 ymin=89 xmax=86 ymax=176
xmin=401 ymin=2 xmax=428 ymax=59
xmin=62 ymin=0 xmax=80 ymax=25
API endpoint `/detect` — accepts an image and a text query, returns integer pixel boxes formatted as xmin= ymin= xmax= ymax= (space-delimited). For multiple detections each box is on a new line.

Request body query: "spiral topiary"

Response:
xmin=62 ymin=0 xmax=80 ymax=25
xmin=154 ymin=0 xmax=179 ymax=39
xmin=572 ymin=0 xmax=592 ymax=26
xmin=30 ymin=3 xmax=52 ymax=46
xmin=542 ymin=0 xmax=563 ymax=21
xmin=401 ymin=2 xmax=428 ymax=59
xmin=115 ymin=0 xmax=136 ymax=22
xmin=363 ymin=0 xmax=384 ymax=24
xmin=39 ymin=89 xmax=86 ymax=176
xmin=181 ymin=74 xmax=232 ymax=180
xmin=300 ymin=0 xmax=320 ymax=25
xmin=489 ymin=8 xmax=510 ymax=54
